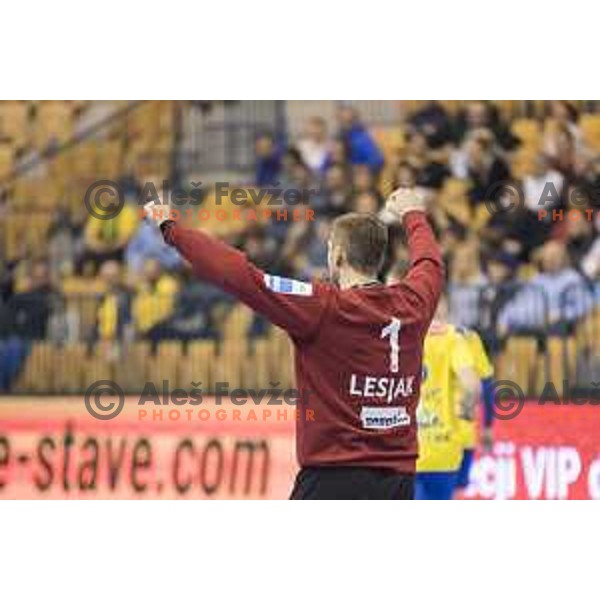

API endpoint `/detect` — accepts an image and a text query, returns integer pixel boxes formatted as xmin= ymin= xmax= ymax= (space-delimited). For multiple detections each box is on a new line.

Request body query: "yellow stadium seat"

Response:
xmin=53 ymin=343 xmax=87 ymax=393
xmin=371 ymin=126 xmax=405 ymax=160
xmin=544 ymin=337 xmax=576 ymax=386
xmin=182 ymin=341 xmax=216 ymax=393
xmin=0 ymin=144 xmax=14 ymax=178
xmin=437 ymin=178 xmax=471 ymax=226
xmin=0 ymin=101 xmax=30 ymax=146
xmin=439 ymin=100 xmax=461 ymax=114
xmin=13 ymin=342 xmax=55 ymax=393
xmin=222 ymin=305 xmax=253 ymax=345
xmin=495 ymin=100 xmax=518 ymax=120
xmin=580 ymin=114 xmax=600 ymax=151
xmin=495 ymin=337 xmax=539 ymax=394
xmin=250 ymin=339 xmax=271 ymax=390
xmin=35 ymin=101 xmax=74 ymax=147
xmin=511 ymin=118 xmax=542 ymax=148
xmin=148 ymin=342 xmax=184 ymax=389
xmin=113 ymin=342 xmax=151 ymax=393
xmin=511 ymin=148 xmax=539 ymax=179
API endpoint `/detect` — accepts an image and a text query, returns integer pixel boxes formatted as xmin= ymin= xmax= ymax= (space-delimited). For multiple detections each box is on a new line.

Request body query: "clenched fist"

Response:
xmin=143 ymin=199 xmax=171 ymax=226
xmin=384 ymin=187 xmax=427 ymax=221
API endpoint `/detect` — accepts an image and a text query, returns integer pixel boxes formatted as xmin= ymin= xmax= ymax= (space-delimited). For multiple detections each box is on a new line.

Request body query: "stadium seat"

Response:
xmin=371 ymin=126 xmax=405 ymax=162
xmin=148 ymin=341 xmax=184 ymax=389
xmin=35 ymin=100 xmax=74 ymax=148
xmin=52 ymin=343 xmax=86 ymax=393
xmin=437 ymin=178 xmax=471 ymax=226
xmin=495 ymin=337 xmax=538 ymax=394
xmin=580 ymin=114 xmax=600 ymax=151
xmin=13 ymin=342 xmax=54 ymax=393
xmin=113 ymin=342 xmax=151 ymax=393
xmin=511 ymin=148 xmax=539 ymax=179
xmin=0 ymin=143 xmax=14 ymax=178
xmin=511 ymin=118 xmax=542 ymax=148
xmin=183 ymin=341 xmax=216 ymax=393
xmin=0 ymin=101 xmax=30 ymax=146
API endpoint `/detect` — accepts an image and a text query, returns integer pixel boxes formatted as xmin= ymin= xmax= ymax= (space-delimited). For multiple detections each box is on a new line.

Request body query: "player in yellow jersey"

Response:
xmin=454 ymin=327 xmax=494 ymax=494
xmin=415 ymin=295 xmax=481 ymax=500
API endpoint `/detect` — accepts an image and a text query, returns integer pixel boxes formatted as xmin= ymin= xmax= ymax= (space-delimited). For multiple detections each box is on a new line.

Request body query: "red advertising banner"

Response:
xmin=0 ymin=397 xmax=299 ymax=499
xmin=460 ymin=402 xmax=600 ymax=500
xmin=1 ymin=397 xmax=599 ymax=499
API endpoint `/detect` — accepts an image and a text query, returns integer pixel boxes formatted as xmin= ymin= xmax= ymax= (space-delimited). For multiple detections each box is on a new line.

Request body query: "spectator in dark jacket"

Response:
xmin=407 ymin=101 xmax=453 ymax=149
xmin=454 ymin=101 xmax=520 ymax=151
xmin=0 ymin=260 xmax=55 ymax=340
xmin=466 ymin=134 xmax=512 ymax=205
xmin=255 ymin=132 xmax=281 ymax=186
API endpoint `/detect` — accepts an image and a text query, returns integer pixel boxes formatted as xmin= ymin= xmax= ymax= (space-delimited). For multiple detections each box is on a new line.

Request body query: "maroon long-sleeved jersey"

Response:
xmin=162 ymin=211 xmax=443 ymax=473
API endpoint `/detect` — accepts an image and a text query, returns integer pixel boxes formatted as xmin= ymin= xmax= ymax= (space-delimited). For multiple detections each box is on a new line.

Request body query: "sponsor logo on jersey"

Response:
xmin=264 ymin=274 xmax=313 ymax=296
xmin=360 ymin=406 xmax=411 ymax=430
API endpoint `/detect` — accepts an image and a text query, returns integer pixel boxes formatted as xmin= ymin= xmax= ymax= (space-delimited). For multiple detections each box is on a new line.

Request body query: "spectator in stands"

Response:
xmin=286 ymin=218 xmax=331 ymax=280
xmin=406 ymin=101 xmax=453 ymax=150
xmin=336 ymin=105 xmax=384 ymax=174
xmin=352 ymin=164 xmax=384 ymax=206
xmin=352 ymin=164 xmax=377 ymax=194
xmin=497 ymin=240 xmax=594 ymax=334
xmin=131 ymin=258 xmax=178 ymax=337
xmin=404 ymin=131 xmax=450 ymax=190
xmin=255 ymin=132 xmax=281 ymax=186
xmin=322 ymin=137 xmax=350 ymax=173
xmin=393 ymin=161 xmax=418 ymax=189
xmin=559 ymin=213 xmax=597 ymax=267
xmin=79 ymin=197 xmax=139 ymax=274
xmin=581 ymin=235 xmax=600 ymax=282
xmin=584 ymin=155 xmax=600 ymax=209
xmin=0 ymin=258 xmax=17 ymax=302
xmin=484 ymin=189 xmax=552 ymax=263
xmin=463 ymin=132 xmax=511 ymax=205
xmin=543 ymin=101 xmax=583 ymax=160
xmin=297 ymin=116 xmax=329 ymax=174
xmin=0 ymin=260 xmax=54 ymax=391
xmin=448 ymin=239 xmax=487 ymax=328
xmin=545 ymin=122 xmax=578 ymax=178
xmin=126 ymin=217 xmax=183 ymax=274
xmin=478 ymin=251 xmax=519 ymax=354
xmin=454 ymin=101 xmax=520 ymax=151
xmin=523 ymin=154 xmax=565 ymax=213
xmin=353 ymin=191 xmax=382 ymax=214
xmin=48 ymin=206 xmax=81 ymax=280
xmin=0 ymin=259 xmax=56 ymax=339
xmin=302 ymin=218 xmax=331 ymax=279
xmin=96 ymin=260 xmax=131 ymax=343
xmin=319 ymin=164 xmax=351 ymax=217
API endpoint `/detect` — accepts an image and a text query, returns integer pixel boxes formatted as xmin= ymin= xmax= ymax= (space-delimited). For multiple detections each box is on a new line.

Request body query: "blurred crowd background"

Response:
xmin=1 ymin=100 xmax=600 ymax=396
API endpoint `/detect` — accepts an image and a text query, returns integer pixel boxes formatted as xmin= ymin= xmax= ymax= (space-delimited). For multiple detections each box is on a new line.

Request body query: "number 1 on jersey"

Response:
xmin=381 ymin=317 xmax=402 ymax=373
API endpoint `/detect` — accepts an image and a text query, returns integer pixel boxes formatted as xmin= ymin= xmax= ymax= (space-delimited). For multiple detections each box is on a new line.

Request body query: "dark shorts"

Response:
xmin=290 ymin=466 xmax=415 ymax=500
xmin=455 ymin=449 xmax=475 ymax=489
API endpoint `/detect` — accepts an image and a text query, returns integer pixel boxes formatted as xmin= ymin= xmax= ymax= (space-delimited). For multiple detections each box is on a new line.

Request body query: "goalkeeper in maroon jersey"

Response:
xmin=145 ymin=188 xmax=443 ymax=499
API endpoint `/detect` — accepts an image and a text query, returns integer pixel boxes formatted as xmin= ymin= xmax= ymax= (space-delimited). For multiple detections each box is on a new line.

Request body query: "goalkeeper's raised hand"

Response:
xmin=384 ymin=187 xmax=427 ymax=222
xmin=143 ymin=198 xmax=172 ymax=226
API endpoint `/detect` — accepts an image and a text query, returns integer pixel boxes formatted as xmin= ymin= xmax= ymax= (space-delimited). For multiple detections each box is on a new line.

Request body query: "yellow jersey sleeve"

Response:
xmin=465 ymin=330 xmax=494 ymax=380
xmin=450 ymin=331 xmax=476 ymax=374
xmin=453 ymin=329 xmax=478 ymax=451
